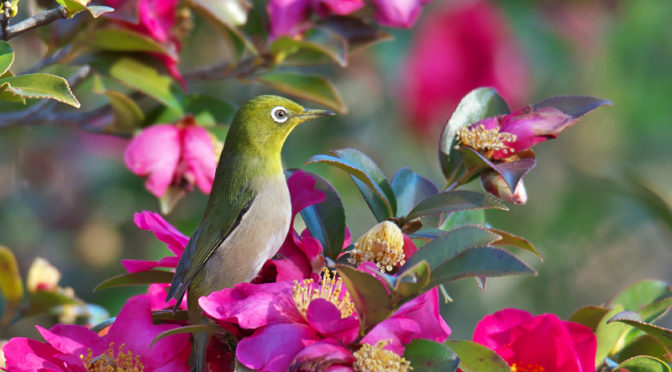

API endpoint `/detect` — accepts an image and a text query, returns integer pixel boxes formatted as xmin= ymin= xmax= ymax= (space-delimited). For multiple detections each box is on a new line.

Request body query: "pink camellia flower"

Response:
xmin=402 ymin=1 xmax=529 ymax=133
xmin=122 ymin=210 xmax=188 ymax=273
xmin=267 ymin=0 xmax=312 ymax=38
xmin=2 ymin=295 xmax=190 ymax=372
xmin=313 ymin=0 xmax=365 ymax=16
xmin=473 ymin=308 xmax=596 ymax=372
xmin=124 ymin=117 xmax=218 ymax=201
xmin=371 ymin=0 xmax=432 ymax=28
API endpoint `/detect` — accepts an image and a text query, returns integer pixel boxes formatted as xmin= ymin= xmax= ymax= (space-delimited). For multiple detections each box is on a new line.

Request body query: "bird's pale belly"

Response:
xmin=200 ymin=173 xmax=291 ymax=293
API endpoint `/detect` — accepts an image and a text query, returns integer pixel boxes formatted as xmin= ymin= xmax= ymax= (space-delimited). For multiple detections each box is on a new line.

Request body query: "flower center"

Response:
xmin=353 ymin=340 xmax=412 ymax=372
xmin=510 ymin=362 xmax=545 ymax=372
xmin=292 ymin=268 xmax=355 ymax=318
xmin=348 ymin=221 xmax=406 ymax=272
xmin=455 ymin=124 xmax=517 ymax=155
xmin=81 ymin=342 xmax=145 ymax=372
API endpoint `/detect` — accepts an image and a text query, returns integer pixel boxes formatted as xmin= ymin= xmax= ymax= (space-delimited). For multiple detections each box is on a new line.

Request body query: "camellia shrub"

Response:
xmin=0 ymin=1 xmax=671 ymax=372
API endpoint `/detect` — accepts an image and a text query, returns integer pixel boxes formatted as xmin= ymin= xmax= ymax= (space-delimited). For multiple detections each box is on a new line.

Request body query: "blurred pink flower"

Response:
xmin=402 ymin=1 xmax=529 ymax=133
xmin=124 ymin=117 xmax=218 ymax=199
xmin=267 ymin=0 xmax=313 ymax=38
xmin=2 ymin=295 xmax=190 ymax=372
xmin=473 ymin=308 xmax=596 ymax=372
xmin=371 ymin=0 xmax=432 ymax=28
xmin=313 ymin=0 xmax=365 ymax=17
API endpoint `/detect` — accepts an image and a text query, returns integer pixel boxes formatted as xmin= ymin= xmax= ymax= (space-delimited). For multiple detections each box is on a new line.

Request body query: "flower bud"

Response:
xmin=481 ymin=172 xmax=528 ymax=204
xmin=348 ymin=221 xmax=405 ymax=272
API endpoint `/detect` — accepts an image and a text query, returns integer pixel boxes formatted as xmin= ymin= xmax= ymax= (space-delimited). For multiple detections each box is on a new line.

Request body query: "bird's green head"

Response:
xmin=227 ymin=95 xmax=334 ymax=155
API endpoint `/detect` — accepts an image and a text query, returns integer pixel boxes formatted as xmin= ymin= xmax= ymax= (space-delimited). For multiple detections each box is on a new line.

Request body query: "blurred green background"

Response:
xmin=2 ymin=0 xmax=672 ymax=341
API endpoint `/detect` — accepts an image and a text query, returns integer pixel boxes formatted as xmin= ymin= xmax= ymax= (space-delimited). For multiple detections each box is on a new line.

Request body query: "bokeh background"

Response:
xmin=2 ymin=0 xmax=672 ymax=340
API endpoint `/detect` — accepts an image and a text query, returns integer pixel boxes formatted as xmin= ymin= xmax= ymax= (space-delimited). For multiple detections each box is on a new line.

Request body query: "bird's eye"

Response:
xmin=271 ymin=106 xmax=289 ymax=123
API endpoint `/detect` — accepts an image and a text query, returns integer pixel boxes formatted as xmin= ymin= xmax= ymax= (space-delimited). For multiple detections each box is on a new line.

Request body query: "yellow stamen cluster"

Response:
xmin=455 ymin=124 xmax=517 ymax=155
xmin=353 ymin=340 xmax=412 ymax=372
xmin=81 ymin=343 xmax=145 ymax=372
xmin=511 ymin=362 xmax=546 ymax=372
xmin=292 ymin=268 xmax=355 ymax=318
xmin=349 ymin=221 xmax=405 ymax=272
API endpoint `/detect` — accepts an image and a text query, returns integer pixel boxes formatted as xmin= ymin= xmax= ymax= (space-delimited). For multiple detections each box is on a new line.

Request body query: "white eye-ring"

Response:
xmin=271 ymin=106 xmax=289 ymax=123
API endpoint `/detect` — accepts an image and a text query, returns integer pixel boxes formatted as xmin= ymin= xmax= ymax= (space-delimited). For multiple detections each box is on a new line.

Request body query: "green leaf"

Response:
xmin=98 ymin=57 xmax=184 ymax=112
xmin=608 ymin=311 xmax=672 ymax=353
xmin=86 ymin=5 xmax=114 ymax=18
xmin=90 ymin=317 xmax=116 ymax=333
xmin=403 ymin=339 xmax=460 ymax=372
xmin=532 ymin=95 xmax=612 ymax=118
xmin=0 ymin=40 xmax=14 ymax=76
xmin=445 ymin=340 xmax=510 ymax=372
xmin=439 ymin=87 xmax=510 ymax=185
xmin=27 ymin=290 xmax=83 ymax=315
xmin=486 ymin=228 xmax=542 ymax=261
xmin=401 ymin=226 xmax=502 ymax=276
xmin=0 ymin=245 xmax=23 ymax=324
xmin=149 ymin=94 xmax=236 ymax=126
xmin=391 ymin=168 xmax=439 ymax=217
xmin=391 ymin=261 xmax=430 ymax=306
xmin=151 ymin=323 xmax=224 ymax=348
xmin=609 ymin=280 xmax=672 ymax=314
xmin=270 ymin=29 xmax=347 ymax=67
xmin=441 ymin=210 xmax=487 ymax=230
xmin=186 ymin=0 xmax=256 ymax=58
xmin=639 ymin=295 xmax=672 ymax=324
xmin=55 ymin=0 xmax=113 ymax=18
xmin=427 ymin=246 xmax=535 ymax=287
xmin=298 ymin=171 xmax=346 ymax=261
xmin=569 ymin=306 xmax=611 ymax=332
xmin=595 ymin=305 xmax=629 ymax=365
xmin=93 ymin=75 xmax=144 ymax=134
xmin=0 ymin=73 xmax=80 ymax=107
xmin=336 ymin=264 xmax=393 ymax=333
xmin=408 ymin=228 xmax=446 ymax=241
xmin=406 ymin=191 xmax=507 ymax=221
xmin=88 ymin=29 xmax=176 ymax=57
xmin=94 ymin=270 xmax=174 ymax=292
xmin=153 ymin=310 xmax=189 ymax=323
xmin=614 ymin=355 xmax=671 ymax=372
xmin=615 ymin=334 xmax=668 ymax=362
xmin=255 ymin=72 xmax=346 ymax=113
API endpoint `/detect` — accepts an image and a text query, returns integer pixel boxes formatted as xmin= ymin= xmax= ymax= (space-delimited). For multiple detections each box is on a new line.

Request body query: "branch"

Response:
xmin=184 ymin=56 xmax=273 ymax=81
xmin=4 ymin=6 xmax=68 ymax=41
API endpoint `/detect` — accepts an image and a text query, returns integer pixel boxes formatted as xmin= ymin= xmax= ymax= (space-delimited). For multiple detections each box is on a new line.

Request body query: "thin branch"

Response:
xmin=184 ymin=56 xmax=272 ymax=81
xmin=22 ymin=45 xmax=73 ymax=74
xmin=5 ymin=6 xmax=68 ymax=40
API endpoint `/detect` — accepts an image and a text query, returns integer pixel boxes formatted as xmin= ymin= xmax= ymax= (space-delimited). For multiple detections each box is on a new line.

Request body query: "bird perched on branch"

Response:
xmin=166 ymin=95 xmax=333 ymax=371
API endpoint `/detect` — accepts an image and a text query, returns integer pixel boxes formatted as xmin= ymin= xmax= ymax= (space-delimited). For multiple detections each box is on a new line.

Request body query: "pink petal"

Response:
xmin=288 ymin=170 xmax=326 ymax=223
xmin=182 ymin=125 xmax=217 ymax=194
xmin=133 ymin=211 xmax=189 ymax=255
xmin=371 ymin=0 xmax=431 ymax=28
xmin=306 ymin=299 xmax=359 ymax=344
xmin=2 ymin=337 xmax=84 ymax=372
xmin=312 ymin=0 xmax=364 ymax=16
xmin=472 ymin=308 xmax=533 ymax=356
xmin=121 ymin=256 xmax=179 ymax=273
xmin=37 ymin=325 xmax=106 ymax=357
xmin=564 ymin=321 xmax=597 ymax=372
xmin=137 ymin=0 xmax=177 ymax=43
xmin=291 ymin=339 xmax=355 ymax=370
xmin=402 ymin=234 xmax=418 ymax=259
xmin=361 ymin=317 xmax=420 ymax=355
xmin=199 ymin=282 xmax=303 ymax=329
xmin=147 ymin=283 xmax=187 ymax=310
xmin=125 ymin=125 xmax=181 ymax=198
xmin=267 ymin=0 xmax=312 ymax=39
xmin=237 ymin=324 xmax=320 ymax=372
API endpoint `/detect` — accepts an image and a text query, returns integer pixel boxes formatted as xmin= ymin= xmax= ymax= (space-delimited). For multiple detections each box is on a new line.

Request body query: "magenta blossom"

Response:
xmin=267 ymin=0 xmax=365 ymax=39
xmin=473 ymin=308 xmax=596 ymax=372
xmin=124 ymin=117 xmax=218 ymax=200
xmin=371 ymin=0 xmax=432 ymax=28
xmin=2 ymin=295 xmax=190 ymax=372
xmin=313 ymin=0 xmax=364 ymax=16
xmin=122 ymin=210 xmax=188 ymax=273
xmin=402 ymin=1 xmax=528 ymax=133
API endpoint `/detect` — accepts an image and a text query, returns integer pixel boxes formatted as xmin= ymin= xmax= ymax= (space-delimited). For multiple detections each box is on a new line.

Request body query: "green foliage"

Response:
xmin=255 ymin=72 xmax=346 ymax=113
xmin=335 ymin=264 xmax=393 ymax=333
xmin=0 ymin=41 xmax=14 ymax=76
xmin=89 ymin=29 xmax=177 ymax=57
xmin=54 ymin=0 xmax=113 ymax=18
xmin=445 ymin=340 xmax=510 ymax=372
xmin=403 ymin=339 xmax=460 ymax=372
xmin=94 ymin=270 xmax=174 ymax=292
xmin=614 ymin=356 xmax=671 ymax=372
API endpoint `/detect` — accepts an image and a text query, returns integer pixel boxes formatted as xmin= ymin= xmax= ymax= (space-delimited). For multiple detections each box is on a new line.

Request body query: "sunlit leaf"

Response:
xmin=255 ymin=72 xmax=346 ymax=113
xmin=94 ymin=270 xmax=174 ymax=292
xmin=88 ymin=29 xmax=176 ymax=58
xmin=403 ymin=339 xmax=459 ymax=372
xmin=614 ymin=356 xmax=670 ymax=372
xmin=609 ymin=280 xmax=672 ymax=315
xmin=0 ymin=246 xmax=23 ymax=324
xmin=0 ymin=40 xmax=14 ymax=76
xmin=608 ymin=311 xmax=672 ymax=353
xmin=486 ymin=228 xmax=541 ymax=260
xmin=270 ymin=29 xmax=347 ymax=67
xmin=336 ymin=264 xmax=393 ymax=333
xmin=93 ymin=75 xmax=144 ymax=133
xmin=0 ymin=73 xmax=80 ymax=107
xmin=595 ymin=305 xmax=629 ymax=365
xmin=406 ymin=191 xmax=507 ymax=221
xmin=445 ymin=340 xmax=510 ymax=372
xmin=569 ymin=306 xmax=611 ymax=332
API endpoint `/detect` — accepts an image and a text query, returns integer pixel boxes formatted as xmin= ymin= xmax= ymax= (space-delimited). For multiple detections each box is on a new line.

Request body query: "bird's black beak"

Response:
xmin=298 ymin=108 xmax=336 ymax=120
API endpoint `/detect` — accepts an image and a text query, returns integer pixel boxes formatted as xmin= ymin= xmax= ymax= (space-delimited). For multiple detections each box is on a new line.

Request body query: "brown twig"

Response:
xmin=5 ymin=6 xmax=68 ymax=41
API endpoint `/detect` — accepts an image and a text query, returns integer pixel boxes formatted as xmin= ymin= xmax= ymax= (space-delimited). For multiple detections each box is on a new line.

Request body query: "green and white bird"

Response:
xmin=166 ymin=95 xmax=333 ymax=371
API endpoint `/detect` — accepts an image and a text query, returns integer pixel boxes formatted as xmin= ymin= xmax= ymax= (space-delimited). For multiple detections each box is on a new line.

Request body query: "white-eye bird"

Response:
xmin=165 ymin=95 xmax=333 ymax=371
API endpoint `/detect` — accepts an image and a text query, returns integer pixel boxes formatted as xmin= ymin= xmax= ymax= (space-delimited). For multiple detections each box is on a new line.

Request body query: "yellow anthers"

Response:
xmin=455 ymin=124 xmax=517 ymax=155
xmin=510 ymin=362 xmax=546 ymax=372
xmin=353 ymin=340 xmax=412 ymax=372
xmin=81 ymin=343 xmax=145 ymax=372
xmin=349 ymin=221 xmax=405 ymax=273
xmin=292 ymin=268 xmax=355 ymax=319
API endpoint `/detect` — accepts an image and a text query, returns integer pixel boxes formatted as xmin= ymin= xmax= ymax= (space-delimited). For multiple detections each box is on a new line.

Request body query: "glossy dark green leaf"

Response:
xmin=391 ymin=261 xmax=430 ymax=306
xmin=406 ymin=191 xmax=507 ymax=221
xmin=408 ymin=228 xmax=446 ymax=241
xmin=569 ymin=306 xmax=611 ymax=332
xmin=403 ymin=339 xmax=460 ymax=372
xmin=255 ymin=72 xmax=346 ymax=113
xmin=608 ymin=311 xmax=672 ymax=352
xmin=616 ymin=335 xmax=668 ymax=362
xmin=151 ymin=323 xmax=224 ymax=348
xmin=94 ymin=270 xmax=174 ymax=292
xmin=318 ymin=16 xmax=393 ymax=53
xmin=532 ymin=96 xmax=612 ymax=118
xmin=486 ymin=228 xmax=542 ymax=261
xmin=336 ymin=264 xmax=393 ymax=333
xmin=614 ymin=356 xmax=670 ymax=372
xmin=353 ymin=176 xmax=390 ymax=222
xmin=428 ymin=247 xmax=535 ymax=287
xmin=445 ymin=340 xmax=510 ymax=372
xmin=439 ymin=88 xmax=510 ymax=185
xmin=440 ymin=210 xmax=486 ymax=230
xmin=88 ymin=29 xmax=176 ymax=57
xmin=0 ymin=41 xmax=14 ymax=76
xmin=401 ymin=226 xmax=501 ymax=276
xmin=299 ymin=172 xmax=346 ymax=260
xmin=391 ymin=168 xmax=440 ymax=217
xmin=0 ymin=73 xmax=80 ymax=107
xmin=595 ymin=305 xmax=629 ymax=365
